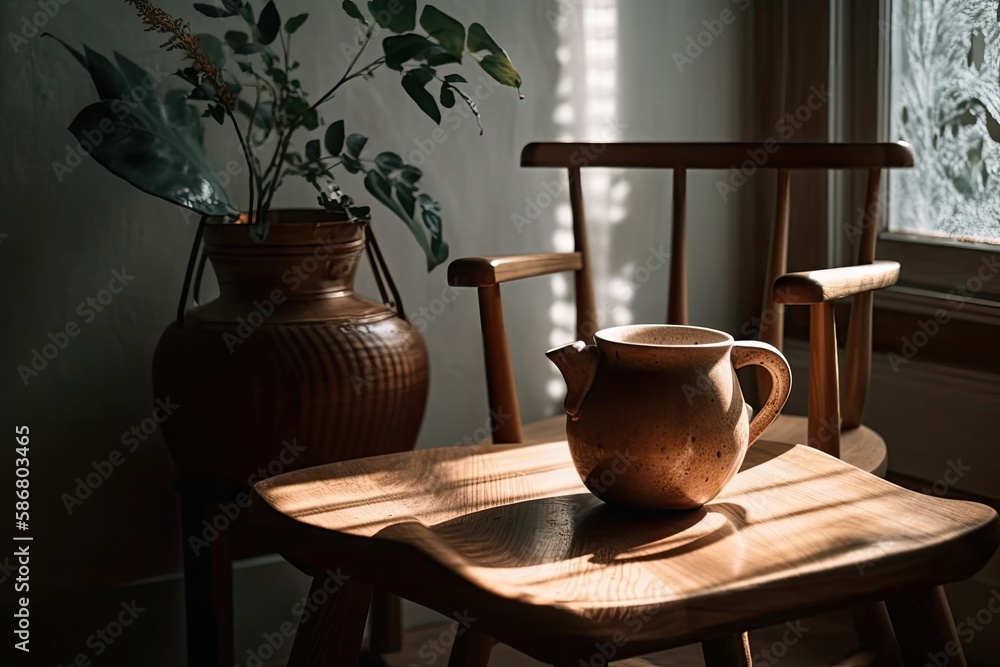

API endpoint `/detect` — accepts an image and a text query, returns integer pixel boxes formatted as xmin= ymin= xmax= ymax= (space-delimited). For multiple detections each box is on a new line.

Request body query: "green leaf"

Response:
xmin=305 ymin=139 xmax=321 ymax=162
xmin=479 ymin=53 xmax=522 ymax=91
xmin=302 ymin=108 xmax=320 ymax=131
xmin=257 ymin=1 xmax=280 ymax=45
xmin=466 ymin=22 xmax=502 ymax=54
xmin=420 ymin=6 xmax=465 ymax=60
xmin=399 ymin=165 xmax=422 ymax=185
xmin=467 ymin=23 xmax=522 ymax=92
xmin=164 ymin=89 xmax=204 ymax=147
xmin=194 ymin=3 xmax=240 ymax=18
xmin=364 ymin=170 xmax=446 ymax=270
xmin=69 ymin=100 xmax=235 ymax=216
xmin=208 ymin=103 xmax=226 ymax=125
xmin=238 ymin=3 xmax=254 ymax=24
xmin=198 ymin=33 xmax=226 ymax=68
xmin=285 ymin=13 xmax=309 ymax=34
xmin=419 ymin=193 xmax=448 ymax=266
xmin=325 ymin=120 xmax=345 ymax=155
xmin=81 ymin=45 xmax=130 ymax=101
xmin=225 ymin=30 xmax=249 ymax=51
xmin=345 ymin=133 xmax=368 ymax=157
xmin=113 ymin=52 xmax=162 ymax=116
xmin=342 ymin=0 xmax=368 ymax=25
xmin=440 ymin=84 xmax=455 ymax=108
xmin=443 ymin=73 xmax=466 ymax=83
xmin=383 ymin=34 xmax=450 ymax=70
xmin=342 ymin=154 xmax=362 ymax=173
xmin=396 ymin=185 xmax=415 ymax=217
xmin=401 ymin=70 xmax=441 ymax=124
xmin=375 ymin=151 xmax=403 ymax=174
xmin=368 ymin=0 xmax=416 ymax=33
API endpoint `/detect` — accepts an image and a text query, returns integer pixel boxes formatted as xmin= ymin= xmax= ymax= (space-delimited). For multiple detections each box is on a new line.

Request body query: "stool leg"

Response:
xmin=886 ymin=586 xmax=967 ymax=667
xmin=851 ymin=601 xmax=904 ymax=667
xmin=448 ymin=630 xmax=494 ymax=667
xmin=702 ymin=632 xmax=752 ymax=666
xmin=368 ymin=590 xmax=402 ymax=656
xmin=288 ymin=573 xmax=373 ymax=666
xmin=181 ymin=486 xmax=233 ymax=667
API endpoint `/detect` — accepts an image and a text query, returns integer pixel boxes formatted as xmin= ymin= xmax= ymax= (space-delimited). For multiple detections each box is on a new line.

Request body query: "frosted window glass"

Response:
xmin=889 ymin=0 xmax=1000 ymax=244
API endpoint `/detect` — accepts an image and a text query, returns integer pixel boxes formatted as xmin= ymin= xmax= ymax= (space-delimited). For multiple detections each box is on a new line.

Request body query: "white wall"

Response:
xmin=0 ymin=0 xmax=747 ymax=663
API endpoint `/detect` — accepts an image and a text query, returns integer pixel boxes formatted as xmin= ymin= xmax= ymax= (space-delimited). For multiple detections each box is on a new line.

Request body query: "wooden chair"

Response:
xmin=448 ymin=142 xmax=915 ymax=479
xmin=247 ymin=143 xmax=997 ymax=666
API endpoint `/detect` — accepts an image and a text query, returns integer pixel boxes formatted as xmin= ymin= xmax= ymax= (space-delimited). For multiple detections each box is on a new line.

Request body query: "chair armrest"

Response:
xmin=773 ymin=261 xmax=900 ymax=304
xmin=448 ymin=252 xmax=582 ymax=287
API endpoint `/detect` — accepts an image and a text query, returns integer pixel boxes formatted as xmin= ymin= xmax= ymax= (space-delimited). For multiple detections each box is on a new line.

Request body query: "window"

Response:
xmin=876 ymin=0 xmax=1000 ymax=305
xmin=887 ymin=0 xmax=1000 ymax=245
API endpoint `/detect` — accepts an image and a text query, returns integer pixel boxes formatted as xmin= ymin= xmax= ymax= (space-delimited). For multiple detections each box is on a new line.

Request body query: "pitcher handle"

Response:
xmin=731 ymin=341 xmax=792 ymax=446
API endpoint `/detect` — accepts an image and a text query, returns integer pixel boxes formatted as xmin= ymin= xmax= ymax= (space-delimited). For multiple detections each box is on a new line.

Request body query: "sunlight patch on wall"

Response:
xmin=547 ymin=0 xmax=626 ymax=400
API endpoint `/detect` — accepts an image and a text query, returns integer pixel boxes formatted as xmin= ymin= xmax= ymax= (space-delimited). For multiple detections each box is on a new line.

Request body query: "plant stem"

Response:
xmin=309 ymin=29 xmax=374 ymax=111
xmin=227 ymin=109 xmax=259 ymax=222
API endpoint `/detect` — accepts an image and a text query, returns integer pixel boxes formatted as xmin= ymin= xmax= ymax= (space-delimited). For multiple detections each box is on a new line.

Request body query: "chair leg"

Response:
xmin=180 ymin=485 xmax=233 ymax=667
xmin=850 ymin=601 xmax=904 ymax=667
xmin=368 ymin=590 xmax=402 ymax=655
xmin=287 ymin=573 xmax=373 ymax=666
xmin=885 ymin=586 xmax=968 ymax=667
xmin=702 ymin=632 xmax=752 ymax=666
xmin=448 ymin=630 xmax=494 ymax=667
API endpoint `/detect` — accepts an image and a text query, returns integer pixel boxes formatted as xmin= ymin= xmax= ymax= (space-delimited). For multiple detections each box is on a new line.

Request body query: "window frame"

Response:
xmin=872 ymin=0 xmax=1000 ymax=304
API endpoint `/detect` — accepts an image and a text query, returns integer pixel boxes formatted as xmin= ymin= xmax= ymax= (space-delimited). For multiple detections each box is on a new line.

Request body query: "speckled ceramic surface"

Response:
xmin=547 ymin=325 xmax=791 ymax=511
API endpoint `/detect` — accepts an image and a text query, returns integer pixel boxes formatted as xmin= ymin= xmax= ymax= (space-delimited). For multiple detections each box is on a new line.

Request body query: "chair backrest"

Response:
xmin=449 ymin=142 xmax=915 ymax=454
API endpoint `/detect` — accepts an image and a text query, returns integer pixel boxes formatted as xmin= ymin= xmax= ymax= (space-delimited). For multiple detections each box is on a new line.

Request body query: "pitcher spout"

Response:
xmin=545 ymin=340 xmax=600 ymax=419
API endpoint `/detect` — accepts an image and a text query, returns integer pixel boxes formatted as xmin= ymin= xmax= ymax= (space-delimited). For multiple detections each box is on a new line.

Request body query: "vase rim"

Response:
xmin=206 ymin=208 xmax=368 ymax=226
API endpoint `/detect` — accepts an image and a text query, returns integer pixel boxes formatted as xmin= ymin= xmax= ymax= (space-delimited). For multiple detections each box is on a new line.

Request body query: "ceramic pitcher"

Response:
xmin=547 ymin=325 xmax=791 ymax=510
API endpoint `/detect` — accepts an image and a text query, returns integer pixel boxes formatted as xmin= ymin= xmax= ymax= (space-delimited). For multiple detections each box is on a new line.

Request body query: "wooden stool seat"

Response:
xmin=251 ymin=439 xmax=998 ymax=665
xmin=761 ymin=414 xmax=888 ymax=477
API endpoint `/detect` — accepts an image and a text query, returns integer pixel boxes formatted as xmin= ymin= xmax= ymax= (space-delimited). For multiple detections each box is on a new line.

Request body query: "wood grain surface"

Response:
xmin=251 ymin=437 xmax=998 ymax=664
xmin=448 ymin=253 xmax=583 ymax=287
xmin=773 ymin=261 xmax=901 ymax=304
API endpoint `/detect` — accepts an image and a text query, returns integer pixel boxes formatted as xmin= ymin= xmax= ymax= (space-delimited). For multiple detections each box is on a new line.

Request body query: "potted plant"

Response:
xmin=49 ymin=0 xmax=522 ymax=488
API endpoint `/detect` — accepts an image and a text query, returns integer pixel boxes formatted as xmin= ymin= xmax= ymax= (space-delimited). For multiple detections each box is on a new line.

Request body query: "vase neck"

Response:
xmin=203 ymin=219 xmax=365 ymax=301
